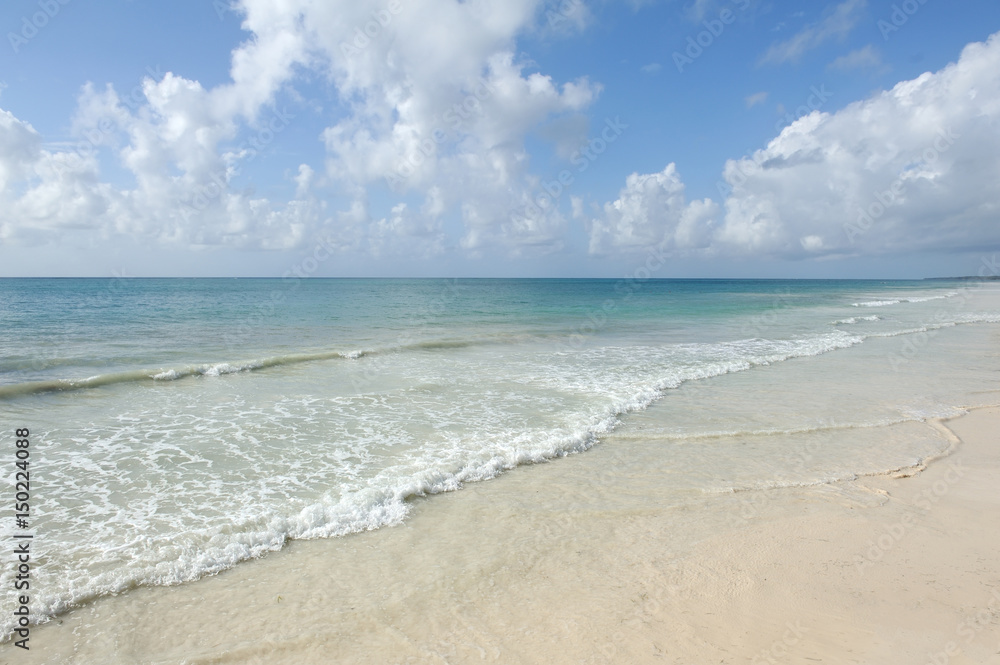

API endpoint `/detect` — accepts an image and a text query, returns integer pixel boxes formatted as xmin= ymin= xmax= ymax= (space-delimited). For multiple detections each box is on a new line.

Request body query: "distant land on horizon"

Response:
xmin=925 ymin=275 xmax=1000 ymax=280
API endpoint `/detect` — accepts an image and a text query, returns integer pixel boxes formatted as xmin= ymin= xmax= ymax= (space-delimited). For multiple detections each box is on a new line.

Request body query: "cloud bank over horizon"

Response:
xmin=1 ymin=0 xmax=998 ymax=276
xmin=590 ymin=32 xmax=1000 ymax=261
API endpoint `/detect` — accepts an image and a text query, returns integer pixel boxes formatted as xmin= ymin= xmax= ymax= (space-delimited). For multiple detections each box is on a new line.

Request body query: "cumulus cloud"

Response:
xmin=369 ymin=202 xmax=447 ymax=258
xmin=0 ymin=109 xmax=41 ymax=193
xmin=586 ymin=164 xmax=718 ymax=255
xmin=5 ymin=2 xmax=1000 ymax=270
xmin=303 ymin=0 xmax=599 ymax=252
xmin=0 ymin=0 xmax=599 ymax=257
xmin=759 ymin=0 xmax=866 ymax=65
xmin=0 ymin=0 xmax=316 ymax=250
xmin=588 ymin=32 xmax=1000 ymax=260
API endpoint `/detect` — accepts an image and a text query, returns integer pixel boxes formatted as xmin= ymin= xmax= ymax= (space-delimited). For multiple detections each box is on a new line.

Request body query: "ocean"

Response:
xmin=2 ymin=277 xmax=999 ymax=637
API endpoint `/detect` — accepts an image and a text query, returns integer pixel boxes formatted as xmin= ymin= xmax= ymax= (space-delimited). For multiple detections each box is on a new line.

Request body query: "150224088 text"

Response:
xmin=12 ymin=428 xmax=32 ymax=650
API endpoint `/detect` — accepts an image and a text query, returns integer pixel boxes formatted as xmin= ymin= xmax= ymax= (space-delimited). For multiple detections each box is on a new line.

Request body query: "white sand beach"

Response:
xmin=8 ymin=400 xmax=999 ymax=664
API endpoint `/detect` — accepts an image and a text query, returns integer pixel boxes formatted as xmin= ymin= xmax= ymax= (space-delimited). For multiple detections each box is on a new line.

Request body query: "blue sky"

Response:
xmin=1 ymin=0 xmax=999 ymax=277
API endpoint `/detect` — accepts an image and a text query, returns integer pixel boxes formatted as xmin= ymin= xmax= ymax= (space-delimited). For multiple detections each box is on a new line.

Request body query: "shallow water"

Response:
xmin=2 ymin=277 xmax=998 ymax=636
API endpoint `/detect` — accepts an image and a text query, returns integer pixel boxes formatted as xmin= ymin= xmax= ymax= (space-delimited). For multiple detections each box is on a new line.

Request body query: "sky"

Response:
xmin=1 ymin=0 xmax=999 ymax=278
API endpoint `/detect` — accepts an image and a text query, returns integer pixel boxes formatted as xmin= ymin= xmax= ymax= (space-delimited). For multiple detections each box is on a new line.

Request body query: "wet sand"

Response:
xmin=6 ymin=401 xmax=999 ymax=664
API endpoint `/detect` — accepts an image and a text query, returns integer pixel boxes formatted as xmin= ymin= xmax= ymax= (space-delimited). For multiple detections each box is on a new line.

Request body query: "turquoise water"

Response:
xmin=1 ymin=277 xmax=999 ymax=635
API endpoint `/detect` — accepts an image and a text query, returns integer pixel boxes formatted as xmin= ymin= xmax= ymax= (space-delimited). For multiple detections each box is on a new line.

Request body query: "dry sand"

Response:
xmin=5 ymin=407 xmax=1000 ymax=664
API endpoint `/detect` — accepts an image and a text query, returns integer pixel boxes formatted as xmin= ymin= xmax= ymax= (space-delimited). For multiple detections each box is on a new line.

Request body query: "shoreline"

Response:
xmin=5 ymin=403 xmax=999 ymax=664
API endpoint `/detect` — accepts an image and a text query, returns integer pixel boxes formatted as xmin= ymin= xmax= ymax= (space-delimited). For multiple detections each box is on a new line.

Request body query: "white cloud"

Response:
xmin=588 ymin=32 xmax=1000 ymax=260
xmin=5 ymin=3 xmax=1000 ymax=271
xmin=828 ymin=45 xmax=886 ymax=71
xmin=256 ymin=0 xmax=599 ymax=253
xmin=585 ymin=163 xmax=720 ymax=256
xmin=0 ymin=0 xmax=319 ymax=250
xmin=0 ymin=109 xmax=41 ymax=193
xmin=588 ymin=164 xmax=693 ymax=254
xmin=536 ymin=0 xmax=592 ymax=37
xmin=0 ymin=0 xmax=599 ymax=258
xmin=675 ymin=198 xmax=720 ymax=249
xmin=369 ymin=202 xmax=447 ymax=258
xmin=759 ymin=0 xmax=866 ymax=65
xmin=745 ymin=91 xmax=769 ymax=108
